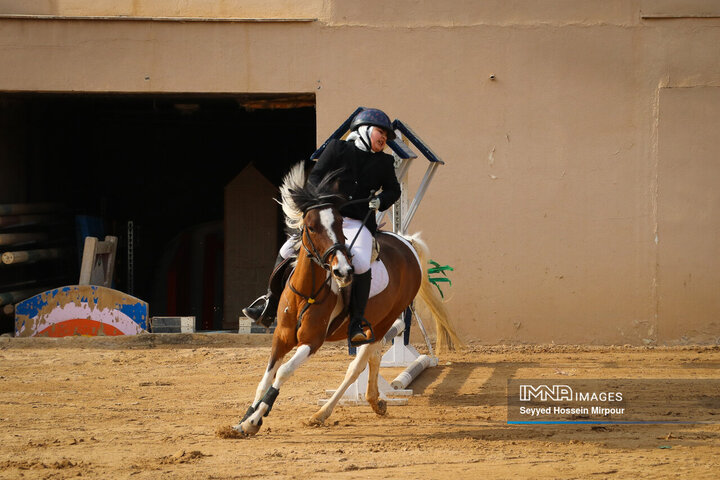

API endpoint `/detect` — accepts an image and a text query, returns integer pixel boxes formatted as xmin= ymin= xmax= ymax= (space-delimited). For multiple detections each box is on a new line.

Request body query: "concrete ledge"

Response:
xmin=0 ymin=332 xmax=274 ymax=349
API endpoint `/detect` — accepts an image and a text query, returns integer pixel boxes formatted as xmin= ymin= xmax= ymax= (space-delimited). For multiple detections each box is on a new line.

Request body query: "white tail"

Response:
xmin=405 ymin=233 xmax=463 ymax=353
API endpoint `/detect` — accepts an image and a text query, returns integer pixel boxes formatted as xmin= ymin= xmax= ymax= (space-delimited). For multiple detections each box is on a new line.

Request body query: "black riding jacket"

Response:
xmin=308 ymin=139 xmax=401 ymax=233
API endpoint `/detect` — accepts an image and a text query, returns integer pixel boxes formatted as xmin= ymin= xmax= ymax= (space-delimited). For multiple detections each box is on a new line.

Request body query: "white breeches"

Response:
xmin=279 ymin=217 xmax=373 ymax=274
xmin=279 ymin=236 xmax=298 ymax=259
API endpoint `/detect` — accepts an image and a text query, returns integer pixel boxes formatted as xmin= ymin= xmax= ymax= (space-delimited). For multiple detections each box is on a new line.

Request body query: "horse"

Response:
xmin=233 ymin=162 xmax=461 ymax=435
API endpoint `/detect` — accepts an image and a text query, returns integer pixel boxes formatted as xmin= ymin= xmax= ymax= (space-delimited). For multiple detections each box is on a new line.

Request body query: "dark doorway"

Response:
xmin=0 ymin=93 xmax=315 ymax=331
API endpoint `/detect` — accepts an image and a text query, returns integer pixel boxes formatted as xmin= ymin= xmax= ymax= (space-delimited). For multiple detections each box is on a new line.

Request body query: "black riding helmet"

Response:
xmin=349 ymin=108 xmax=396 ymax=140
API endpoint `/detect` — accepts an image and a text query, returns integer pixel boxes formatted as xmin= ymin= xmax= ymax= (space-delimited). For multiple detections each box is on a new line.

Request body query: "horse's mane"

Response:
xmin=278 ymin=162 xmax=346 ymax=234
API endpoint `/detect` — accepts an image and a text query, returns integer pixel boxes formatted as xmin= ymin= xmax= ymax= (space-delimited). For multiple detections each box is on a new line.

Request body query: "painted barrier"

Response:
xmin=15 ymin=285 xmax=148 ymax=337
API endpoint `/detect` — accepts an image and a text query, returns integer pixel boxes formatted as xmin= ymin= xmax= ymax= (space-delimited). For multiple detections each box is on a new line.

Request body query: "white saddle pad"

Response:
xmin=369 ymin=260 xmax=389 ymax=299
xmin=367 ymin=232 xmax=421 ymax=299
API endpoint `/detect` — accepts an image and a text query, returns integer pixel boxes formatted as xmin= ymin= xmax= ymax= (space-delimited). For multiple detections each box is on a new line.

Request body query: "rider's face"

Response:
xmin=369 ymin=127 xmax=388 ymax=153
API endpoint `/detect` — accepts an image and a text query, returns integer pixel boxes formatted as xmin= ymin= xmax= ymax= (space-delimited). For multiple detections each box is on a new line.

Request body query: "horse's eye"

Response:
xmin=307 ymin=226 xmax=315 ymax=233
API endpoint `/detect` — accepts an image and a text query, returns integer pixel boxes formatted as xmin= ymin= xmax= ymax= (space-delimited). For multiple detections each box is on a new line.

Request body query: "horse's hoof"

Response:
xmin=372 ymin=399 xmax=387 ymax=416
xmin=307 ymin=413 xmax=326 ymax=426
xmin=238 ymin=420 xmax=260 ymax=436
xmin=216 ymin=425 xmax=249 ymax=439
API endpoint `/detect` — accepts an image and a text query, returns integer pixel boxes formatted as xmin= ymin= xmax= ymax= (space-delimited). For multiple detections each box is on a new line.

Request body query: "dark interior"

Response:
xmin=0 ymin=93 xmax=316 ymax=332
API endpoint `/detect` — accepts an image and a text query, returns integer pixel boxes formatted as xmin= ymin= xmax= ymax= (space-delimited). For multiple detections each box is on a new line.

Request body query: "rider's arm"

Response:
xmin=377 ymin=156 xmax=401 ymax=211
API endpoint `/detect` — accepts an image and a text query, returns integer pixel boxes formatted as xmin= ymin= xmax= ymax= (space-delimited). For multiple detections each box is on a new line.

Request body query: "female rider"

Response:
xmin=243 ymin=108 xmax=401 ymax=346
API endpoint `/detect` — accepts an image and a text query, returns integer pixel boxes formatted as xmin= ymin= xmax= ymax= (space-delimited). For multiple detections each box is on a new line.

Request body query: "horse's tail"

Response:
xmin=406 ymin=233 xmax=463 ymax=354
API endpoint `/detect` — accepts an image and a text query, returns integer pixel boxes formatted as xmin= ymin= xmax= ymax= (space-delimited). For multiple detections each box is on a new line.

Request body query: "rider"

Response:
xmin=243 ymin=107 xmax=401 ymax=346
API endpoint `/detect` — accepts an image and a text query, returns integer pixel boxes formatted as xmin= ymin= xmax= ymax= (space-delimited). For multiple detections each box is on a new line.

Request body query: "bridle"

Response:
xmin=288 ymin=201 xmax=350 ymax=323
xmin=299 ymin=203 xmax=351 ymax=270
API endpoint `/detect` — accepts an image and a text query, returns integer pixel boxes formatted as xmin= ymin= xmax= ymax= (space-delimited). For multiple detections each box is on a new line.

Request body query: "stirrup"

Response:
xmin=243 ymin=295 xmax=273 ymax=327
xmin=348 ymin=318 xmax=375 ymax=347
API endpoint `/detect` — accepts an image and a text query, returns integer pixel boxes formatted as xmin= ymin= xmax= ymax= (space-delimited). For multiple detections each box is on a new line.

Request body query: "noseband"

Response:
xmin=301 ymin=203 xmax=350 ymax=270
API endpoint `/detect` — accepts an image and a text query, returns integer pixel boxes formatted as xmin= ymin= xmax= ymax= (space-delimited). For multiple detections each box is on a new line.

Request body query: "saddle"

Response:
xmin=270 ymin=234 xmax=388 ymax=337
xmin=268 ymin=256 xmax=295 ymax=300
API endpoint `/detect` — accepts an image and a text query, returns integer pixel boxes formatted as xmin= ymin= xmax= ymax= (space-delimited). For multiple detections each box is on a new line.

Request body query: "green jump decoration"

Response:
xmin=428 ymin=260 xmax=453 ymax=298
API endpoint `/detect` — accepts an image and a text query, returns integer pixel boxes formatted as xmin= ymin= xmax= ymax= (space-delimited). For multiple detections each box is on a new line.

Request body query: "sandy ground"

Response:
xmin=0 ymin=334 xmax=718 ymax=479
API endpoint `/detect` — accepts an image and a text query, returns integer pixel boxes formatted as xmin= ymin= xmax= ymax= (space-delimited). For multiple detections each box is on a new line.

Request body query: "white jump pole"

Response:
xmin=391 ymin=354 xmax=433 ymax=390
xmin=381 ymin=317 xmax=421 ymax=367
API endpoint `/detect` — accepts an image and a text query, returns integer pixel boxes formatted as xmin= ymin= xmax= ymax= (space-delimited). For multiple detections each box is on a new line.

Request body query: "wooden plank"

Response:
xmin=78 ymin=236 xmax=118 ymax=287
xmin=1 ymin=248 xmax=66 ymax=265
xmin=78 ymin=237 xmax=98 ymax=285
xmin=0 ymin=233 xmax=48 ymax=247
xmin=103 ymin=236 xmax=118 ymax=287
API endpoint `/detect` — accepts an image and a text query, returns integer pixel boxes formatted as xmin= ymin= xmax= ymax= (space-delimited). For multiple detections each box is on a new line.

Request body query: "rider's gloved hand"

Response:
xmin=368 ymin=197 xmax=381 ymax=211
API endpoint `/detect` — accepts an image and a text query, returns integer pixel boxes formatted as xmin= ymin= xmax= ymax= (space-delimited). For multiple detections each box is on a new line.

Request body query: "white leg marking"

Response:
xmin=365 ymin=342 xmax=384 ymax=408
xmin=252 ymin=361 xmax=280 ymax=406
xmin=273 ymin=344 xmax=312 ymax=388
xmin=244 ymin=345 xmax=312 ymax=428
xmin=313 ymin=344 xmax=372 ymax=422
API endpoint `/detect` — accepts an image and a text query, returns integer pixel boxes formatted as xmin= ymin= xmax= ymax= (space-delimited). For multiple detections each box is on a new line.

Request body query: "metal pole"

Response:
xmin=127 ymin=221 xmax=134 ymax=295
xmin=409 ymin=305 xmax=434 ymax=358
xmin=401 ymin=162 xmax=440 ymax=234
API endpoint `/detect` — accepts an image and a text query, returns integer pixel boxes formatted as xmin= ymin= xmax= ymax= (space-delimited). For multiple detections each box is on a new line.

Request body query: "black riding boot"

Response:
xmin=348 ymin=270 xmax=374 ymax=347
xmin=243 ymin=254 xmax=284 ymax=328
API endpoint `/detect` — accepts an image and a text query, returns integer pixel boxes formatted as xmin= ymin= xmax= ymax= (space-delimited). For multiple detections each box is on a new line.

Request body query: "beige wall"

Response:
xmin=0 ymin=0 xmax=326 ymax=19
xmin=1 ymin=0 xmax=719 ymax=344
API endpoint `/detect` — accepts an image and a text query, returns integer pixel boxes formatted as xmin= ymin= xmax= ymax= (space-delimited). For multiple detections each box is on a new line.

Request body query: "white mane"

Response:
xmin=278 ymin=162 xmax=307 ymax=232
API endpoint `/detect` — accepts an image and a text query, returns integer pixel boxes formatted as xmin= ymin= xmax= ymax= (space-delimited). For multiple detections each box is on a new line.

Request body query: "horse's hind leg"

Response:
xmin=365 ymin=341 xmax=387 ymax=416
xmin=237 ymin=344 xmax=313 ymax=435
xmin=309 ymin=343 xmax=372 ymax=425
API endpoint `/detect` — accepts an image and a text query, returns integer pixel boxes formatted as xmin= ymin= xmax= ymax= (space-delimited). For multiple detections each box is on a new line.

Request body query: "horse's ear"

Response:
xmin=329 ymin=178 xmax=343 ymax=198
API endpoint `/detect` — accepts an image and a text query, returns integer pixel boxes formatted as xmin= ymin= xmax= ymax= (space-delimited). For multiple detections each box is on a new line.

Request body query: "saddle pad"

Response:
xmin=369 ymin=260 xmax=389 ymax=299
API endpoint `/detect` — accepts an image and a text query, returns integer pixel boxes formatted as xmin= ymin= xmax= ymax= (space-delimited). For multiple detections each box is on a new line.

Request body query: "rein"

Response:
xmin=288 ymin=203 xmax=347 ymax=324
xmin=287 ymin=192 xmax=377 ymax=325
xmin=299 ymin=221 xmax=349 ymax=270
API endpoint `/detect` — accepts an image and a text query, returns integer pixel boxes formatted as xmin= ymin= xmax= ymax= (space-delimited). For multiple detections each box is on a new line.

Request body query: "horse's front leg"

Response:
xmin=236 ymin=343 xmax=313 ymax=435
xmin=232 ymin=352 xmax=284 ymax=435
xmin=365 ymin=341 xmax=387 ymax=416
xmin=309 ymin=343 xmax=372 ymax=425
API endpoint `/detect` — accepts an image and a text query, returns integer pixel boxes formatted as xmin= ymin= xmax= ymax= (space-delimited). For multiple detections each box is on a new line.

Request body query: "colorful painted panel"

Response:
xmin=15 ymin=285 xmax=148 ymax=337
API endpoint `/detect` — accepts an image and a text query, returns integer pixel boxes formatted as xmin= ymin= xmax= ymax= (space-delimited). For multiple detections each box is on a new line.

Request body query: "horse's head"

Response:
xmin=301 ymin=201 xmax=354 ymax=287
xmin=279 ymin=163 xmax=354 ymax=288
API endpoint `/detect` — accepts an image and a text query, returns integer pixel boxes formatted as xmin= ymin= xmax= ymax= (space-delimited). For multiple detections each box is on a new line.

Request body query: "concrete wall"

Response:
xmin=1 ymin=0 xmax=719 ymax=344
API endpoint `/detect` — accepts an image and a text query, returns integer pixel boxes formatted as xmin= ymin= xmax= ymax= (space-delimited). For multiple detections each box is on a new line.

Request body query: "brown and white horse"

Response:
xmin=234 ymin=163 xmax=460 ymax=435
